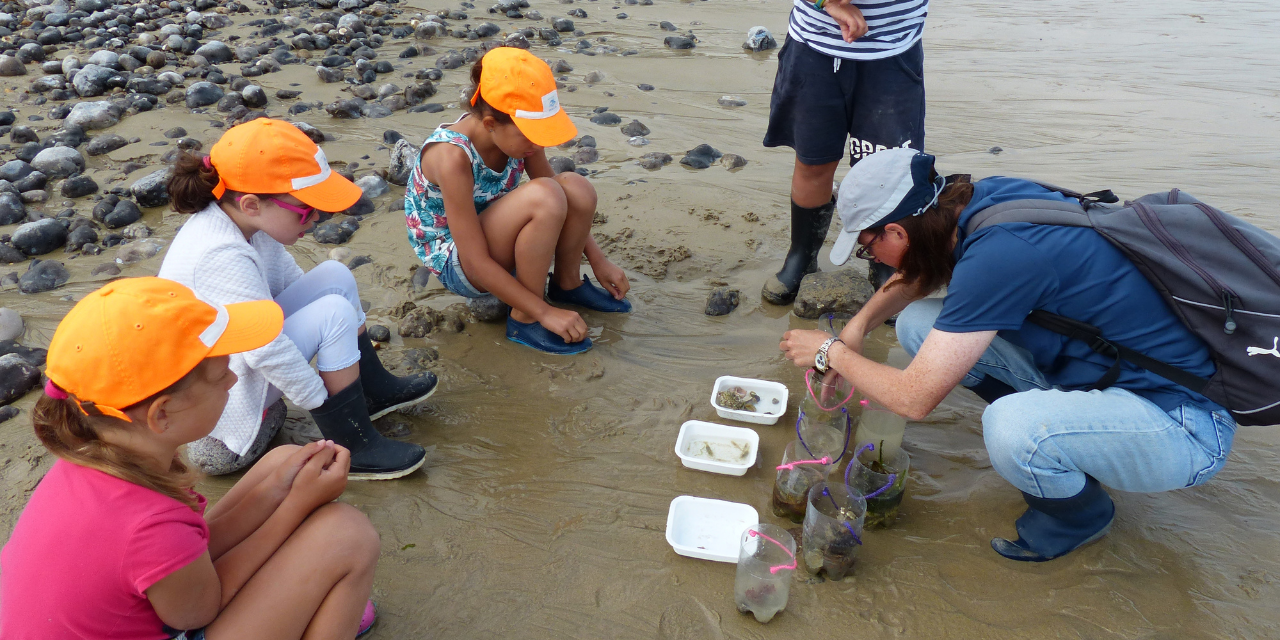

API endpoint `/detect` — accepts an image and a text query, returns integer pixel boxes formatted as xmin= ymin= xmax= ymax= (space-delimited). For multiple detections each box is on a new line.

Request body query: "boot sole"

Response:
xmin=991 ymin=518 xmax=1114 ymax=562
xmin=348 ymin=455 xmax=426 ymax=481
xmin=368 ymin=384 xmax=438 ymax=422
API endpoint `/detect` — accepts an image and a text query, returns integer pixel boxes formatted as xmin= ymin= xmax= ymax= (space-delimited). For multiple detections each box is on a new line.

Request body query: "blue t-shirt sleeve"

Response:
xmin=935 ymin=227 xmax=1060 ymax=332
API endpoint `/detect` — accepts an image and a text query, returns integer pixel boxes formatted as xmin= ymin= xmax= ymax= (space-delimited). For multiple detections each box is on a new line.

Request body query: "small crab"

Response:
xmin=837 ymin=507 xmax=858 ymax=522
xmin=717 ymin=386 xmax=761 ymax=412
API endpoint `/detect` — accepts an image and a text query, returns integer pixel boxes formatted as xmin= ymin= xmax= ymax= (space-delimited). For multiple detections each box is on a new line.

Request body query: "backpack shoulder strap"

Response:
xmin=964 ymin=199 xmax=1094 ymax=237
xmin=1027 ymin=311 xmax=1210 ymax=393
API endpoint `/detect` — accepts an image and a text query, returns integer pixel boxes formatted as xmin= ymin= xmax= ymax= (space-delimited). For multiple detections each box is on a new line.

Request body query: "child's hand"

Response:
xmin=268 ymin=440 xmax=336 ymax=498
xmin=541 ymin=308 xmax=590 ymax=343
xmin=285 ymin=443 xmax=351 ymax=512
xmin=592 ymin=260 xmax=630 ymax=300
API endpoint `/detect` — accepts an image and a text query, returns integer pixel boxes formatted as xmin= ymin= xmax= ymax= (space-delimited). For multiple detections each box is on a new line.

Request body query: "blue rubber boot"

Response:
xmin=991 ymin=475 xmax=1116 ymax=562
xmin=547 ymin=275 xmax=632 ymax=313
xmin=506 ymin=317 xmax=593 ymax=355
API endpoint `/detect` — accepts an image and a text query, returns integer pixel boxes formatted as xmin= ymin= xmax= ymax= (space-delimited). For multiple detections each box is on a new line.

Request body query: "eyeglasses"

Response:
xmin=855 ymin=231 xmax=885 ymax=261
xmin=236 ymin=195 xmax=317 ymax=224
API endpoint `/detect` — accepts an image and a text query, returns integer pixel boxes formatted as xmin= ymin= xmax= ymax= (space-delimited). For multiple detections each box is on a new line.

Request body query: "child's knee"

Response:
xmin=312 ymin=503 xmax=380 ymax=563
xmin=555 ymin=172 xmax=597 ymax=209
xmin=315 ymin=260 xmax=359 ymax=290
xmin=527 ymin=177 xmax=569 ymax=217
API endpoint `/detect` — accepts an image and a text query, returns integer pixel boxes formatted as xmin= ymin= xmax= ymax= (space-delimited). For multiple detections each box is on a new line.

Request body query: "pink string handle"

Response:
xmin=748 ymin=529 xmax=797 ymax=574
xmin=805 ymin=368 xmax=856 ymax=412
xmin=775 ymin=456 xmax=831 ymax=471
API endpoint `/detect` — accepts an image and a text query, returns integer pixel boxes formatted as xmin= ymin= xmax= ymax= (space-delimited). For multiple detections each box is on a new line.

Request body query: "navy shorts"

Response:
xmin=763 ymin=37 xmax=925 ymax=166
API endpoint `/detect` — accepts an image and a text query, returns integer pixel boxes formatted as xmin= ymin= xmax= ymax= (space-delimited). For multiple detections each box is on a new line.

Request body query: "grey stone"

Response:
xmin=548 ymin=156 xmax=576 ymax=174
xmin=553 ymin=18 xmax=574 ymax=32
xmin=355 ymin=175 xmax=389 ymax=198
xmin=387 ymin=138 xmax=415 ymax=186
xmin=620 ymin=119 xmax=650 ymax=136
xmin=590 ymin=112 xmax=622 ymax=126
xmin=0 ymin=161 xmax=32 ymax=183
xmin=115 ymin=238 xmax=163 ymax=264
xmin=66 ymin=224 xmax=98 ymax=251
xmin=718 ymin=96 xmax=747 ymax=107
xmin=61 ymin=175 xmax=98 ymax=198
xmin=367 ymin=324 xmax=391 ymax=342
xmin=0 ymin=56 xmax=25 ymax=77
xmin=18 ymin=259 xmax=70 ymax=293
xmin=71 ymin=64 xmax=116 ymax=97
xmin=86 ymin=134 xmax=129 ymax=156
xmin=0 ymin=353 xmax=40 ymax=405
xmin=664 ymin=35 xmax=696 ymax=49
xmin=316 ymin=66 xmax=345 ymax=83
xmin=314 ymin=222 xmax=353 ymax=244
xmin=325 ymin=99 xmax=365 ymax=119
xmin=91 ymin=263 xmax=120 ymax=276
xmin=572 ymin=147 xmax=598 ymax=164
xmin=241 ymin=85 xmax=267 ymax=108
xmin=0 ymin=243 xmax=24 ymax=263
xmin=131 ymin=170 xmax=170 ymax=208
xmin=103 ymin=199 xmax=142 ymax=228
xmin=467 ymin=294 xmax=509 ymax=322
xmin=9 ymin=127 xmax=37 ymax=145
xmin=164 ymin=127 xmax=187 ymax=139
xmin=793 ymin=269 xmax=876 ymax=319
xmin=743 ymin=26 xmax=777 ymax=52
xmin=722 ymin=154 xmax=748 ymax=170
xmin=87 ymin=50 xmax=119 ymax=68
xmin=195 ymin=41 xmax=233 ymax=64
xmin=397 ymin=306 xmax=436 ymax=338
xmin=185 ymin=82 xmax=224 ymax=108
xmin=31 ymin=147 xmax=85 ymax=179
xmin=680 ymin=144 xmax=722 ymax=169
xmin=12 ymin=218 xmax=68 ymax=256
xmin=0 ymin=308 xmax=22 ymax=341
xmin=705 ymin=287 xmax=740 ymax=316
xmin=0 ymin=193 xmax=24 ymax=225
xmin=637 ymin=152 xmax=672 ymax=170
xmin=343 ymin=194 xmax=375 ymax=217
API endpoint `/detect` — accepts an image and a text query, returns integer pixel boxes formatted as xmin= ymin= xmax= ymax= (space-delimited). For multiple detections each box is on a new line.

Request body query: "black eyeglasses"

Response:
xmin=855 ymin=231 xmax=885 ymax=261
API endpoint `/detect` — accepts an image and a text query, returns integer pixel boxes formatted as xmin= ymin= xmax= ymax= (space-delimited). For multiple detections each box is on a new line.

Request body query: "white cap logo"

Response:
xmin=515 ymin=90 xmax=561 ymax=120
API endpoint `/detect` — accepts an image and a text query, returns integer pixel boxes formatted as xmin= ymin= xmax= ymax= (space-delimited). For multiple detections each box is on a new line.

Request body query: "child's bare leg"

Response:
xmin=478 ymin=177 xmax=569 ymax=323
xmin=204 ymin=445 xmax=302 ymax=521
xmin=550 ymin=172 xmax=598 ymax=289
xmin=204 ymin=503 xmax=379 ymax=640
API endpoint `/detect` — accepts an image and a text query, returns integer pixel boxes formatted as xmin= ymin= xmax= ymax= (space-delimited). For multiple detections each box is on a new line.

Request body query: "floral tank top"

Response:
xmin=405 ymin=114 xmax=526 ymax=274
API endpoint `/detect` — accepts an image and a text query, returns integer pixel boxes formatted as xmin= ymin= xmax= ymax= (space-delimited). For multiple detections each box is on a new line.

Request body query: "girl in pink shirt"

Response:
xmin=0 ymin=278 xmax=379 ymax=640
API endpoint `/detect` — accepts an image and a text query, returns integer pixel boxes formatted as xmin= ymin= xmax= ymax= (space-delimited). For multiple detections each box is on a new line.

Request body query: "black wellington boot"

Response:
xmin=991 ymin=475 xmax=1116 ymax=562
xmin=761 ymin=197 xmax=836 ymax=305
xmin=358 ymin=332 xmax=439 ymax=421
xmin=310 ymin=378 xmax=427 ymax=481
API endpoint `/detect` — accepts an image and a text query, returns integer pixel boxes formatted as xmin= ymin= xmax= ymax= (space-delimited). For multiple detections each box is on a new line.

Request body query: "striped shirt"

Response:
xmin=788 ymin=0 xmax=928 ymax=60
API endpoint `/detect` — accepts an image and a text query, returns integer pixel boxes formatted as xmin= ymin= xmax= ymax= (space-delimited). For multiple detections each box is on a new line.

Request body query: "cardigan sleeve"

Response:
xmin=191 ymin=245 xmax=328 ymax=410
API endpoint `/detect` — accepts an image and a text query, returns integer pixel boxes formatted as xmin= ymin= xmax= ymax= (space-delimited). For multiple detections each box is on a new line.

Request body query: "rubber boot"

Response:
xmin=358 ymin=332 xmax=438 ymax=421
xmin=309 ymin=378 xmax=426 ymax=481
xmin=967 ymin=375 xmax=1016 ymax=404
xmin=991 ymin=475 xmax=1116 ymax=562
xmin=761 ymin=197 xmax=836 ymax=305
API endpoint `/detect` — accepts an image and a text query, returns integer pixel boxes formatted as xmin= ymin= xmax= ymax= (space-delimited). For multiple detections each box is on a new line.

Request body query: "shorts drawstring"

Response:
xmin=833 ymin=58 xmax=841 ymax=72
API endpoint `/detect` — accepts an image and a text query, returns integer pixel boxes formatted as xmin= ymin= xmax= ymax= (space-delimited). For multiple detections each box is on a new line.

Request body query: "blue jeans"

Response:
xmin=439 ymin=248 xmax=486 ymax=298
xmin=895 ymin=299 xmax=1237 ymax=499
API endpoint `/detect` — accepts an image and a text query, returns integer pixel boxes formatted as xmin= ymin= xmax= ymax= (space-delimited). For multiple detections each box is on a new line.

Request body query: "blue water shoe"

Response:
xmin=506 ymin=317 xmax=593 ymax=355
xmin=547 ymin=275 xmax=632 ymax=313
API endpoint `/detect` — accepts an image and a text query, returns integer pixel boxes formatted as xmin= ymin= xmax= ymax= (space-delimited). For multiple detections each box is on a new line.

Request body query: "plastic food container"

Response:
xmin=674 ymin=420 xmax=760 ymax=476
xmin=665 ymin=496 xmax=759 ymax=563
xmin=711 ymin=376 xmax=789 ymax=425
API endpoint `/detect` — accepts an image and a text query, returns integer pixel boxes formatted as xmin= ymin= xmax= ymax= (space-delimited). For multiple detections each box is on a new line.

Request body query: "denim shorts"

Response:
xmin=763 ymin=37 xmax=926 ymax=166
xmin=438 ymin=248 xmax=486 ymax=298
xmin=169 ymin=628 xmax=205 ymax=640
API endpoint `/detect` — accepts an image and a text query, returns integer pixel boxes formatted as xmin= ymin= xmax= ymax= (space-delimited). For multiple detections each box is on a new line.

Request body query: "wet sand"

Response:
xmin=2 ymin=0 xmax=1280 ymax=637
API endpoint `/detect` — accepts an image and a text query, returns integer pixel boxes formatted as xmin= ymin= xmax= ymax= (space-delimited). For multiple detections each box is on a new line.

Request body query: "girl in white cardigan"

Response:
xmin=158 ymin=119 xmax=433 ymax=481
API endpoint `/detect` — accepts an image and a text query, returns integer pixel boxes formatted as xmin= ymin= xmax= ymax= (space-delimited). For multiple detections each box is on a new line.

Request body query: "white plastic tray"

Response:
xmin=674 ymin=420 xmax=759 ymax=476
xmin=665 ymin=496 xmax=759 ymax=563
xmin=710 ymin=376 xmax=788 ymax=425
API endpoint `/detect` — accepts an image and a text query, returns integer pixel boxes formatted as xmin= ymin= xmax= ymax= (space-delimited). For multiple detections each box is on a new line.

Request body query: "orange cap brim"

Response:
xmin=291 ymin=171 xmax=364 ymax=214
xmin=513 ymin=108 xmax=578 ymax=148
xmin=207 ymin=300 xmax=284 ymax=357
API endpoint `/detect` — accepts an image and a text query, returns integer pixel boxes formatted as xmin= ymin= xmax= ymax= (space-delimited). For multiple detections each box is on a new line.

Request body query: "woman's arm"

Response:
xmin=838 ymin=272 xmax=925 ymax=354
xmin=430 ymin=145 xmax=556 ymax=320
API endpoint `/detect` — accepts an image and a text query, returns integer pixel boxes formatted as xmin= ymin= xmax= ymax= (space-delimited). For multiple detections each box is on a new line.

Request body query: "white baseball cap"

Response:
xmin=829 ymin=148 xmax=945 ymax=266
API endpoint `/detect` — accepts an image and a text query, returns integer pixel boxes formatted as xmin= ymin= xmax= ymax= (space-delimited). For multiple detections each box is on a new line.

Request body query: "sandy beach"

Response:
xmin=1 ymin=0 xmax=1279 ymax=637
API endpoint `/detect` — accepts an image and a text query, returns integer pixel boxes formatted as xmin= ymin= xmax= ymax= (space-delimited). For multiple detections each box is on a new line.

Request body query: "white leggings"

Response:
xmin=268 ymin=260 xmax=367 ymax=404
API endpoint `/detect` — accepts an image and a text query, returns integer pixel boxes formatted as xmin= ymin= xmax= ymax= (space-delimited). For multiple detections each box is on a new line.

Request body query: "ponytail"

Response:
xmin=34 ymin=377 xmax=205 ymax=511
xmin=466 ymin=53 xmax=514 ymax=125
xmin=167 ymin=151 xmax=223 ymax=214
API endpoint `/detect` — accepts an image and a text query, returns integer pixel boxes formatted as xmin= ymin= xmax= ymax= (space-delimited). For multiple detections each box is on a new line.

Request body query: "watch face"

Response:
xmin=815 ymin=353 xmax=827 ymax=370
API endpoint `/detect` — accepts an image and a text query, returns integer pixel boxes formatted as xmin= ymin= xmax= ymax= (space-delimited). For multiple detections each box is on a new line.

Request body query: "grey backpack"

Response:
xmin=965 ymin=186 xmax=1280 ymax=426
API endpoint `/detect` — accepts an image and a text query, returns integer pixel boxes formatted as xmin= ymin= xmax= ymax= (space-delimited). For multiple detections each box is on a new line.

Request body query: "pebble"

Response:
xmin=0 ymin=405 xmax=17 ymax=423
xmin=0 ymin=56 xmax=25 ymax=77
xmin=0 ymin=244 xmax=24 ymax=264
xmin=87 ymin=134 xmax=130 ymax=156
xmin=553 ymin=18 xmax=575 ymax=32
xmin=242 ymin=85 xmax=268 ymax=109
xmin=680 ymin=144 xmax=723 ymax=169
xmin=637 ymin=152 xmax=673 ymax=170
xmin=412 ymin=265 xmax=432 ymax=291
xmin=387 ymin=139 xmax=416 ymax=186
xmin=368 ymin=324 xmax=392 ymax=342
xmin=18 ymin=259 xmax=70 ymax=293
xmin=164 ymin=127 xmax=188 ymax=139
xmin=65 ymin=101 xmax=121 ymax=130
xmin=102 ymin=199 xmax=142 ymax=229
xmin=0 ymin=340 xmax=46 ymax=367
xmin=467 ymin=295 xmax=510 ymax=322
xmin=0 ymin=353 xmax=40 ymax=405
xmin=548 ymin=156 xmax=577 ymax=174
xmin=115 ymin=238 xmax=163 ymax=264
xmin=664 ymin=36 xmax=696 ymax=50
xmin=12 ymin=219 xmax=68 ymax=256
xmin=989 ymin=146 xmax=1003 ymax=154
xmin=585 ymin=70 xmax=605 ymax=84
xmin=355 ymin=175 xmax=390 ymax=198
xmin=660 ymin=21 xmax=678 ymax=31
xmin=348 ymin=255 xmax=372 ymax=270
xmin=637 ymin=83 xmax=655 ymax=91
xmin=398 ymin=306 xmax=435 ymax=338
xmin=131 ymin=170 xmax=171 ymax=208
xmin=705 ymin=287 xmax=740 ymax=316
xmin=344 ymin=194 xmax=376 ymax=216
xmin=718 ymin=96 xmax=748 ymax=107
xmin=90 ymin=263 xmax=121 ymax=277
xmin=0 ymin=308 xmax=23 ymax=342
xmin=61 ymin=175 xmax=98 ymax=198
xmin=723 ymin=153 xmax=748 ymax=170
xmin=328 ymin=247 xmax=353 ymax=263
xmin=590 ymin=112 xmax=622 ymax=126
xmin=186 ymin=82 xmax=224 ymax=108
xmin=620 ymin=120 xmax=650 ymax=136
xmin=314 ymin=222 xmax=354 ymax=244
xmin=793 ymin=269 xmax=876 ymax=319
xmin=31 ymin=147 xmax=85 ymax=180
xmin=66 ymin=225 xmax=98 ymax=251
xmin=743 ymin=26 xmax=778 ymax=52
xmin=317 ymin=66 xmax=345 ymax=83
xmin=572 ymin=147 xmax=599 ymax=164
xmin=627 ymin=136 xmax=649 ymax=146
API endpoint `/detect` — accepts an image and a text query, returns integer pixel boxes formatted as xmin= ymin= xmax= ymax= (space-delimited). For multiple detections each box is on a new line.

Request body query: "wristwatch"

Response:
xmin=815 ymin=337 xmax=841 ymax=374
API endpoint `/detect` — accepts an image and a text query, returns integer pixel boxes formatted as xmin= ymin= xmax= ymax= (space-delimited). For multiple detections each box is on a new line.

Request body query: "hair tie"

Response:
xmin=44 ymin=379 xmax=69 ymax=400
xmin=202 ymin=156 xmax=213 ymax=170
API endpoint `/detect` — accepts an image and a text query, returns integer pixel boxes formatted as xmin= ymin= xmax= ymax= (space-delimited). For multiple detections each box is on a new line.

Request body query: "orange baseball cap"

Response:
xmin=44 ymin=278 xmax=283 ymax=422
xmin=472 ymin=47 xmax=577 ymax=147
xmin=209 ymin=119 xmax=362 ymax=212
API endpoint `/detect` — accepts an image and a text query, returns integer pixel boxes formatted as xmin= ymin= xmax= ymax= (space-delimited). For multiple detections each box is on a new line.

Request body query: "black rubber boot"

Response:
xmin=967 ymin=375 xmax=1017 ymax=404
xmin=991 ymin=475 xmax=1116 ymax=562
xmin=761 ymin=197 xmax=836 ymax=305
xmin=309 ymin=378 xmax=426 ymax=481
xmin=358 ymin=332 xmax=439 ymax=421
xmin=867 ymin=261 xmax=897 ymax=291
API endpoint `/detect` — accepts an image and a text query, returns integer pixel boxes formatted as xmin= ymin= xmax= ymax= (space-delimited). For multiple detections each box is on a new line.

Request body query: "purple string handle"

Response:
xmin=844 ymin=442 xmax=898 ymax=500
xmin=776 ymin=456 xmax=831 ymax=471
xmin=805 ymin=368 xmax=857 ymax=412
xmin=820 ymin=487 xmax=863 ymax=546
xmin=795 ymin=408 xmax=852 ymax=465
xmin=748 ymin=529 xmax=797 ymax=574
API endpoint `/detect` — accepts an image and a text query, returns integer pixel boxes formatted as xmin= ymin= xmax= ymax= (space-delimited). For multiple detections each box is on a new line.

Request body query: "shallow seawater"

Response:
xmin=0 ymin=0 xmax=1277 ymax=638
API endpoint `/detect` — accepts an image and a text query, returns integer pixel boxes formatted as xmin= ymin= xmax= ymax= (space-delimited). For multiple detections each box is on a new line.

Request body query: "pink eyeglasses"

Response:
xmin=237 ymin=195 xmax=317 ymax=224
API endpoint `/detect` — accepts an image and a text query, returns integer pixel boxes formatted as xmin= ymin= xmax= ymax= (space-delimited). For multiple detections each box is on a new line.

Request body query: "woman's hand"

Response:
xmin=591 ymin=258 xmax=630 ymax=300
xmin=540 ymin=307 xmax=590 ymax=343
xmin=780 ymin=329 xmax=836 ymax=369
xmin=284 ymin=443 xmax=350 ymax=512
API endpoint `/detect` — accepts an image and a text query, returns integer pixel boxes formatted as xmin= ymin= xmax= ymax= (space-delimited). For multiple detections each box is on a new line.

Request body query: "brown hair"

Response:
xmin=168 ymin=151 xmax=233 ymax=214
xmin=466 ymin=53 xmax=514 ymax=125
xmin=881 ymin=174 xmax=974 ymax=296
xmin=33 ymin=361 xmax=218 ymax=510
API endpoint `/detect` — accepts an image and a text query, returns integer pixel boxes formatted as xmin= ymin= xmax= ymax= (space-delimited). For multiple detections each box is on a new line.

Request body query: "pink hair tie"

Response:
xmin=202 ymin=156 xmax=213 ymax=170
xmin=44 ymin=380 xmax=69 ymax=400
